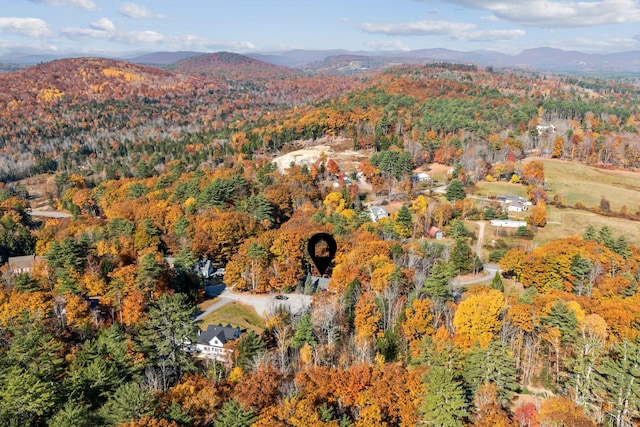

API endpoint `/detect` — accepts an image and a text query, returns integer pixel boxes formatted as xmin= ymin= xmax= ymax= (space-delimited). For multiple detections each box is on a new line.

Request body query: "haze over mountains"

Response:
xmin=3 ymin=47 xmax=640 ymax=74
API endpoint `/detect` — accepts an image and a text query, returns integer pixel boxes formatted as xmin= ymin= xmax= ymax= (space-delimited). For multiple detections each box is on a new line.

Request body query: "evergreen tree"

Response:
xmin=450 ymin=239 xmax=482 ymax=275
xmin=423 ymin=262 xmax=454 ymax=301
xmin=0 ymin=366 xmax=56 ymax=425
xmin=483 ymin=206 xmax=498 ymax=220
xmin=396 ymin=205 xmax=413 ymax=236
xmin=48 ymin=400 xmax=92 ymax=427
xmin=64 ymin=325 xmax=139 ymax=409
xmin=446 ymin=179 xmax=466 ymax=202
xmin=99 ymin=382 xmax=156 ymax=426
xmin=237 ymin=194 xmax=274 ymax=226
xmin=448 ymin=220 xmax=470 ymax=239
xmin=567 ymin=336 xmax=606 ymax=418
xmin=491 ymin=271 xmax=504 ymax=292
xmin=136 ymin=293 xmax=198 ymax=391
xmin=291 ymin=312 xmax=316 ymax=349
xmin=343 ymin=278 xmax=361 ymax=330
xmin=463 ymin=341 xmax=519 ymax=405
xmin=138 ymin=252 xmax=161 ymax=301
xmin=421 ymin=367 xmax=468 ymax=426
xmin=213 ymin=399 xmax=257 ymax=427
xmin=236 ymin=331 xmax=264 ymax=371
xmin=303 ymin=273 xmax=315 ymax=295
xmin=583 ymin=225 xmax=597 ymax=241
xmin=597 ymin=225 xmax=615 ymax=250
xmin=596 ymin=340 xmax=640 ymax=427
xmin=570 ymin=255 xmax=592 ymax=296
xmin=540 ymin=300 xmax=578 ymax=343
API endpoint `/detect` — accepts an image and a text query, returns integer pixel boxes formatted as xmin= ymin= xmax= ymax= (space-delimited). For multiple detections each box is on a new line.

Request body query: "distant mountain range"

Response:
xmin=3 ymin=47 xmax=640 ymax=74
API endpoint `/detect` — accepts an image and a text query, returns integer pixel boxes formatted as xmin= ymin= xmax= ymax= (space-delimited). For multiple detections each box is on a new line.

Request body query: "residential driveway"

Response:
xmin=195 ymin=285 xmax=312 ymax=321
xmin=28 ymin=210 xmax=72 ymax=218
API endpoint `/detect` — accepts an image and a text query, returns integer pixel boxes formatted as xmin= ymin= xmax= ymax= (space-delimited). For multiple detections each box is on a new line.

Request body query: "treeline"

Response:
xmin=2 ymin=58 xmax=640 ymax=186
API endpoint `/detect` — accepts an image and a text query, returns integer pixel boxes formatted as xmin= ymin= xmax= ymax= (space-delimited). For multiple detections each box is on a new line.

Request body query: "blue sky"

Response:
xmin=2 ymin=0 xmax=640 ymax=58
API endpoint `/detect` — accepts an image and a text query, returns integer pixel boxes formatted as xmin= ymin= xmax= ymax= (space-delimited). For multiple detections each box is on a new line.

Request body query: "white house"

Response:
xmin=191 ymin=324 xmax=242 ymax=361
xmin=368 ymin=206 xmax=389 ymax=222
xmin=490 ymin=220 xmax=528 ymax=228
xmin=508 ymin=202 xmax=528 ymax=213
xmin=7 ymin=255 xmax=45 ymax=274
xmin=412 ymin=173 xmax=431 ymax=182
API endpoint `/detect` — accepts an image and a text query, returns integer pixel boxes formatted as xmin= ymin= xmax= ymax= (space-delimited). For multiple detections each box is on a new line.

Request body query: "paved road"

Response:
xmin=195 ymin=285 xmax=312 ymax=322
xmin=452 ymin=264 xmax=501 ymax=288
xmin=28 ymin=210 xmax=72 ymax=218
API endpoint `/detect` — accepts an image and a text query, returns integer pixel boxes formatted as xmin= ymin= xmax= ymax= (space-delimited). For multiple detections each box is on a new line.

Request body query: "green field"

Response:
xmin=541 ymin=159 xmax=640 ymax=211
xmin=473 ymin=181 xmax=529 ymax=199
xmin=199 ymin=301 xmax=265 ymax=334
xmin=472 ymin=159 xmax=640 ymax=246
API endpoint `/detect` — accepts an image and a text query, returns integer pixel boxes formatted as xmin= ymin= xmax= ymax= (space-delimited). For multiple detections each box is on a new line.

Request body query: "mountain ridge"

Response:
xmin=4 ymin=47 xmax=640 ymax=74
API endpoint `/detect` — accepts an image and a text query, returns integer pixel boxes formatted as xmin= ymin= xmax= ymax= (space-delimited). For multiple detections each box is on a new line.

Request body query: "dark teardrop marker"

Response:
xmin=307 ymin=233 xmax=337 ymax=276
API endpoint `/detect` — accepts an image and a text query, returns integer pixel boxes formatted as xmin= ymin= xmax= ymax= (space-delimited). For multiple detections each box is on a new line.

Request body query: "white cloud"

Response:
xmin=63 ymin=26 xmax=166 ymax=45
xmin=359 ymin=18 xmax=523 ymax=43
xmin=28 ymin=0 xmax=97 ymax=11
xmin=62 ymin=23 xmax=255 ymax=51
xmin=360 ymin=20 xmax=476 ymax=36
xmin=0 ymin=39 xmax=57 ymax=51
xmin=366 ymin=40 xmax=411 ymax=51
xmin=119 ymin=3 xmax=164 ymax=19
xmin=455 ymin=29 xmax=526 ymax=42
xmin=90 ymin=18 xmax=115 ymax=32
xmin=0 ymin=17 xmax=53 ymax=38
xmin=175 ymin=34 xmax=255 ymax=51
xmin=552 ymin=36 xmax=640 ymax=51
xmin=443 ymin=0 xmax=640 ymax=27
xmin=113 ymin=30 xmax=166 ymax=44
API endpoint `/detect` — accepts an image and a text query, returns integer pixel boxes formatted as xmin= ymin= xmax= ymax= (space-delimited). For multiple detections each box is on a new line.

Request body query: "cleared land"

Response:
xmin=199 ymin=301 xmax=265 ymax=334
xmin=473 ymin=159 xmax=640 ymax=246
xmin=540 ymin=158 xmax=640 ymax=211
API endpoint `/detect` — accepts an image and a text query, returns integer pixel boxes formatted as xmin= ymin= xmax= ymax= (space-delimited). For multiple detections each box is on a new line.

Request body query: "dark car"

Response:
xmin=275 ymin=295 xmax=289 ymax=300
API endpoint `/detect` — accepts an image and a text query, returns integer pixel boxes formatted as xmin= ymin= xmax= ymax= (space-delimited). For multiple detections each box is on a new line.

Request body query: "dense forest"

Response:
xmin=1 ymin=53 xmax=640 ymax=426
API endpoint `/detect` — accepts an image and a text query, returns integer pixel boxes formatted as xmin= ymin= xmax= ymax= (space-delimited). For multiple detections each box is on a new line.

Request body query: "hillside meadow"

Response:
xmin=473 ymin=158 xmax=640 ymax=245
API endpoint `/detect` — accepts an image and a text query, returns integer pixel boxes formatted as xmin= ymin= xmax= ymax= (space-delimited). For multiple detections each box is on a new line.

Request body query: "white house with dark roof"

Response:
xmin=190 ymin=324 xmax=243 ymax=361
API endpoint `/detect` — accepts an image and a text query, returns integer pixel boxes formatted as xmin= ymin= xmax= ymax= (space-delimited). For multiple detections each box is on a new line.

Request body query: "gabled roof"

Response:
xmin=369 ymin=206 xmax=388 ymax=216
xmin=197 ymin=324 xmax=242 ymax=346
xmin=7 ymin=255 xmax=45 ymax=271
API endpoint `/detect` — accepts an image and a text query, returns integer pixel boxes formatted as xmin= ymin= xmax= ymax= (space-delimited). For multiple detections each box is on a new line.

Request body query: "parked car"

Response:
xmin=275 ymin=295 xmax=289 ymax=300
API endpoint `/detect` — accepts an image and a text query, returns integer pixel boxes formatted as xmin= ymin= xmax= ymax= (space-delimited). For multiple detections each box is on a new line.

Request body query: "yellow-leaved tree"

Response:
xmin=453 ymin=289 xmax=505 ymax=348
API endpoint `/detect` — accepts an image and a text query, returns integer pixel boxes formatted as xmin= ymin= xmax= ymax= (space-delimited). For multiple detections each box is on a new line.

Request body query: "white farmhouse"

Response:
xmin=368 ymin=206 xmax=389 ymax=222
xmin=191 ymin=324 xmax=242 ymax=361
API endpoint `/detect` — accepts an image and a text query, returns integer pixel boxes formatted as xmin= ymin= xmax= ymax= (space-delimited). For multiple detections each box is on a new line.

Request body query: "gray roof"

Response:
xmin=197 ymin=324 xmax=242 ymax=346
xmin=369 ymin=206 xmax=388 ymax=216
xmin=7 ymin=255 xmax=45 ymax=270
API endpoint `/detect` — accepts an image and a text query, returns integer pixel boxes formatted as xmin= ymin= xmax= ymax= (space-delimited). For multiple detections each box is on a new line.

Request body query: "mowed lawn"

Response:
xmin=198 ymin=301 xmax=265 ymax=334
xmin=474 ymin=158 xmax=640 ymax=246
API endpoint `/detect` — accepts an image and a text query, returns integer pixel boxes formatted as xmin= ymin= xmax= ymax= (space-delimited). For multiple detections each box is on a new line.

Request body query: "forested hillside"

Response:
xmin=1 ymin=54 xmax=640 ymax=426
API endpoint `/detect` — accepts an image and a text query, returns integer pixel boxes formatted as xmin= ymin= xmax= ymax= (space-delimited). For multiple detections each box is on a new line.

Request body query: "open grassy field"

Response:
xmin=540 ymin=158 xmax=640 ymax=212
xmin=473 ymin=180 xmax=529 ymax=199
xmin=472 ymin=158 xmax=640 ymax=246
xmin=199 ymin=301 xmax=265 ymax=334
xmin=538 ymin=206 xmax=640 ymax=246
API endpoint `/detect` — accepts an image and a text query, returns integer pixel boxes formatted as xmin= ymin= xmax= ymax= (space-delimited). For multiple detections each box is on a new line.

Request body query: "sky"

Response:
xmin=2 ymin=0 xmax=640 ymax=59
